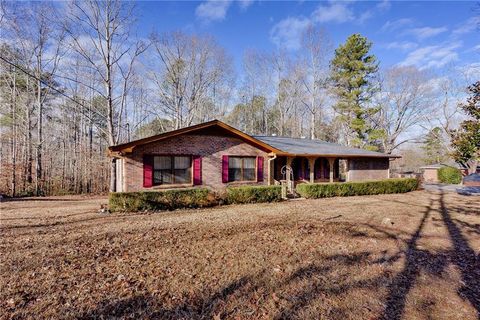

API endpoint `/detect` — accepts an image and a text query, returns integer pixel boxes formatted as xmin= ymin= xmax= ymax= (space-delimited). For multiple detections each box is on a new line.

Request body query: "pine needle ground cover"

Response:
xmin=1 ymin=191 xmax=479 ymax=319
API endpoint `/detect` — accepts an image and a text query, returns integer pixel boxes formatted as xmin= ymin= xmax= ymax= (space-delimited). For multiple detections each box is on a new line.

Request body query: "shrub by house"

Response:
xmin=437 ymin=167 xmax=462 ymax=184
xmin=109 ymin=185 xmax=282 ymax=212
xmin=226 ymin=185 xmax=282 ymax=204
xmin=296 ymin=178 xmax=419 ymax=199
xmin=109 ymin=188 xmax=211 ymax=212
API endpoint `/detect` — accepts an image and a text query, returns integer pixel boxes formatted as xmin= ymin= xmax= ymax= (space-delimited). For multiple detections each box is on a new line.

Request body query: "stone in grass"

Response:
xmin=99 ymin=204 xmax=110 ymax=214
xmin=382 ymin=217 xmax=394 ymax=226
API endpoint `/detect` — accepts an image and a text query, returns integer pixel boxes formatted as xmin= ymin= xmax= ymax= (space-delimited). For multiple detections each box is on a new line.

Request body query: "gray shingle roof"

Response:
xmin=252 ymin=136 xmax=397 ymax=158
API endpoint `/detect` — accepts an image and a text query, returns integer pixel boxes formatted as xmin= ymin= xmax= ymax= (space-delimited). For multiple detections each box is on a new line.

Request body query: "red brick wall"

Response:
xmin=121 ymin=134 xmax=269 ymax=192
xmin=347 ymin=158 xmax=390 ymax=181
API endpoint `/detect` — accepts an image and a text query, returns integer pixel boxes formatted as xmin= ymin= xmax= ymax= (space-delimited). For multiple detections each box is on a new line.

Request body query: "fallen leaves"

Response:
xmin=0 ymin=191 xmax=478 ymax=319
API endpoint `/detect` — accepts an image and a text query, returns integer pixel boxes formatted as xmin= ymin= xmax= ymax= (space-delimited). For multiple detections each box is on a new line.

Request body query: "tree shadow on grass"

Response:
xmin=380 ymin=198 xmax=434 ymax=320
xmin=381 ymin=191 xmax=480 ymax=320
xmin=273 ymin=257 xmax=390 ymax=320
xmin=76 ymin=276 xmax=253 ymax=319
xmin=73 ymin=192 xmax=479 ymax=320
xmin=74 ymin=251 xmax=391 ymax=320
xmin=431 ymin=217 xmax=480 ymax=236
xmin=438 ymin=190 xmax=480 ymax=318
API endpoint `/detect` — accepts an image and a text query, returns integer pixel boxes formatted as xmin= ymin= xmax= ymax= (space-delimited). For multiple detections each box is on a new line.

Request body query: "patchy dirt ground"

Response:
xmin=1 ymin=191 xmax=479 ymax=320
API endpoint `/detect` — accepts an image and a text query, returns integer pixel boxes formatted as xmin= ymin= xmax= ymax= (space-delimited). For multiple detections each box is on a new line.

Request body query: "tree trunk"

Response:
xmin=310 ymin=109 xmax=315 ymax=140
xmin=35 ymin=75 xmax=43 ymax=196
xmin=10 ymin=67 xmax=16 ymax=196
xmin=26 ymin=106 xmax=33 ymax=185
xmin=467 ymin=159 xmax=478 ymax=175
xmin=280 ymin=110 xmax=285 ymax=136
xmin=62 ymin=139 xmax=66 ymax=191
xmin=104 ymin=3 xmax=116 ymax=193
xmin=88 ymin=122 xmax=93 ymax=193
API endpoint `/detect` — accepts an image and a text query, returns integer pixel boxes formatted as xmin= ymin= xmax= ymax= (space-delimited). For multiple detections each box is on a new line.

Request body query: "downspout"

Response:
xmin=268 ymin=154 xmax=277 ymax=185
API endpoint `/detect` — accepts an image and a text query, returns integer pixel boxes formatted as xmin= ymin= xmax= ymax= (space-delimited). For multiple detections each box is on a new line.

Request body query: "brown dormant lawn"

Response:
xmin=1 ymin=191 xmax=479 ymax=319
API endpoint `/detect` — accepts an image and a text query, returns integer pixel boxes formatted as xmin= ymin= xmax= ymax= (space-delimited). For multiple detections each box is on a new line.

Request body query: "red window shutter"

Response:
xmin=257 ymin=156 xmax=264 ymax=182
xmin=193 ymin=156 xmax=202 ymax=185
xmin=143 ymin=155 xmax=153 ymax=188
xmin=222 ymin=155 xmax=229 ymax=183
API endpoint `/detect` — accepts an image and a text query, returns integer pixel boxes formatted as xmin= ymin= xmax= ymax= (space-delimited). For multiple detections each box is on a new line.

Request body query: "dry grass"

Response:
xmin=0 ymin=191 xmax=479 ymax=320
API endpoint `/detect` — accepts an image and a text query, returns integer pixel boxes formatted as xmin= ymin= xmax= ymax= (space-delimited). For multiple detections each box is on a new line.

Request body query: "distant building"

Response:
xmin=420 ymin=163 xmax=469 ymax=183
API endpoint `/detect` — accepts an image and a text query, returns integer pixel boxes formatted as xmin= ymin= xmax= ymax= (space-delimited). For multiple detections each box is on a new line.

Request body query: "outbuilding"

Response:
xmin=420 ymin=163 xmax=469 ymax=183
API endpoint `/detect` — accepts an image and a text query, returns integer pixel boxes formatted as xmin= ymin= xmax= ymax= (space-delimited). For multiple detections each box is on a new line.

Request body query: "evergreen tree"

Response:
xmin=134 ymin=118 xmax=172 ymax=139
xmin=330 ymin=34 xmax=383 ymax=150
xmin=451 ymin=81 xmax=480 ymax=174
xmin=422 ymin=127 xmax=447 ymax=164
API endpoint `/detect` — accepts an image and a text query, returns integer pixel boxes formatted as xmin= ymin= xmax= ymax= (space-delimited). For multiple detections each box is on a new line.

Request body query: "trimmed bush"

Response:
xmin=109 ymin=188 xmax=211 ymax=212
xmin=437 ymin=167 xmax=462 ymax=184
xmin=226 ymin=185 xmax=282 ymax=204
xmin=296 ymin=178 xmax=419 ymax=199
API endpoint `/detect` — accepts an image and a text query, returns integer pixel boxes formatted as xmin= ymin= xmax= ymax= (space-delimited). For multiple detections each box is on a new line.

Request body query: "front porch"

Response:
xmin=270 ymin=156 xmax=344 ymax=185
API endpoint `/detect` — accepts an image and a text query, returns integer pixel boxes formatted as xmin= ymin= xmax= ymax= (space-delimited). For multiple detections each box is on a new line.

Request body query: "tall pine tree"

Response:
xmin=330 ymin=34 xmax=383 ymax=150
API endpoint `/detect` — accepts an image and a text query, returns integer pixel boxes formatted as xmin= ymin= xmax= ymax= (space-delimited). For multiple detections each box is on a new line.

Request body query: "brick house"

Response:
xmin=108 ymin=120 xmax=400 ymax=192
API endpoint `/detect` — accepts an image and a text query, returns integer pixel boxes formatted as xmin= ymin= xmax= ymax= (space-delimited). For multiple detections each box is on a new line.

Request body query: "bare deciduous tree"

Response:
xmin=374 ymin=66 xmax=434 ymax=153
xmin=149 ymin=31 xmax=233 ymax=130
xmin=299 ymin=26 xmax=331 ymax=139
xmin=240 ymin=49 xmax=271 ymax=134
xmin=66 ymin=0 xmax=147 ymax=192
xmin=418 ymin=65 xmax=476 ymax=154
xmin=3 ymin=2 xmax=65 ymax=195
xmin=0 ymin=1 xmax=476 ymax=196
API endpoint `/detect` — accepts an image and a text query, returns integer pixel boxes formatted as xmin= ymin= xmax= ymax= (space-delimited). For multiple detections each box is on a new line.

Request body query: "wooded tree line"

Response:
xmin=0 ymin=1 xmax=477 ymax=196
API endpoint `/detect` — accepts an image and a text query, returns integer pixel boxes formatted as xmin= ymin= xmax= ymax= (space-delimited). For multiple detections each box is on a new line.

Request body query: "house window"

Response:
xmin=228 ymin=156 xmax=256 ymax=182
xmin=153 ymin=156 xmax=191 ymax=185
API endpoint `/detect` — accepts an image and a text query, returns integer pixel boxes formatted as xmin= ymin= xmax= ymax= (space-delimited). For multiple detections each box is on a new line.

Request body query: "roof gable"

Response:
xmin=108 ymin=120 xmax=282 ymax=154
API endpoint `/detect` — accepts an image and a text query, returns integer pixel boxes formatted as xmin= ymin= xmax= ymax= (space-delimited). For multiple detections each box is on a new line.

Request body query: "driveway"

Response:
xmin=423 ymin=183 xmax=480 ymax=196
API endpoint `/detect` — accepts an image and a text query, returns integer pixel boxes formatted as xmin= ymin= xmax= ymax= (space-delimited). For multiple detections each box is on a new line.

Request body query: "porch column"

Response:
xmin=267 ymin=155 xmax=275 ymax=185
xmin=328 ymin=158 xmax=336 ymax=183
xmin=308 ymin=157 xmax=316 ymax=183
xmin=286 ymin=156 xmax=294 ymax=184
